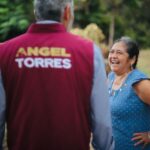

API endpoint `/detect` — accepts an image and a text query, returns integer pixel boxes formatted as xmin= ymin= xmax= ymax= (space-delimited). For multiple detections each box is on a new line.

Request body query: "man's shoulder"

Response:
xmin=0 ymin=42 xmax=5 ymax=47
xmin=0 ymin=33 xmax=28 ymax=59
xmin=1 ymin=34 xmax=27 ymax=49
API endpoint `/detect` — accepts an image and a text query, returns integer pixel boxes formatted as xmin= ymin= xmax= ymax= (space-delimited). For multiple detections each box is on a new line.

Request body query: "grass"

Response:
xmin=138 ymin=50 xmax=150 ymax=77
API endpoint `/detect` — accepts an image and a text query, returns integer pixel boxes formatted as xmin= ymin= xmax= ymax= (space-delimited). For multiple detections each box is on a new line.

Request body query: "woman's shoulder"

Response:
xmin=129 ymin=69 xmax=149 ymax=85
xmin=131 ymin=69 xmax=148 ymax=78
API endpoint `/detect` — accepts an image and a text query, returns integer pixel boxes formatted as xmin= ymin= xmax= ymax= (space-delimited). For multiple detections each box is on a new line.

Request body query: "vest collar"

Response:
xmin=27 ymin=23 xmax=66 ymax=33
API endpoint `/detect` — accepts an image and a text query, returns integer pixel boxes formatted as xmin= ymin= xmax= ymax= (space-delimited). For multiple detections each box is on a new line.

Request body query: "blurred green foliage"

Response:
xmin=0 ymin=0 xmax=150 ymax=48
xmin=0 ymin=0 xmax=34 ymax=41
xmin=74 ymin=0 xmax=150 ymax=48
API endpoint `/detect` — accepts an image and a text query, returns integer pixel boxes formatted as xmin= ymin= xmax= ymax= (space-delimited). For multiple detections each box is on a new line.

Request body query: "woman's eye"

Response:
xmin=117 ymin=51 xmax=122 ymax=55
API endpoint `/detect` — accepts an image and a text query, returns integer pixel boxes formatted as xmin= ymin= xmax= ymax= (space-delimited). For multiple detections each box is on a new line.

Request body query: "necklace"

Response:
xmin=109 ymin=72 xmax=130 ymax=97
xmin=109 ymin=89 xmax=116 ymax=96
xmin=109 ymin=84 xmax=126 ymax=96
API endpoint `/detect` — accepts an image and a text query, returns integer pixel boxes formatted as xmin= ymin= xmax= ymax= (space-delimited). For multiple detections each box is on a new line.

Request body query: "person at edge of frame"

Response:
xmin=108 ymin=36 xmax=150 ymax=150
xmin=0 ymin=0 xmax=114 ymax=150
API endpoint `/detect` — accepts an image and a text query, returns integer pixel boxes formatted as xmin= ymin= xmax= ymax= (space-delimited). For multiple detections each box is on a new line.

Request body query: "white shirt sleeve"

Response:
xmin=90 ymin=44 xmax=114 ymax=150
xmin=0 ymin=70 xmax=6 ymax=149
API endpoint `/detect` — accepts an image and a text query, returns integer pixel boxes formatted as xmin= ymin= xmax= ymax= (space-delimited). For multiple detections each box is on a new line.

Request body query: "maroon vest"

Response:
xmin=0 ymin=23 xmax=93 ymax=150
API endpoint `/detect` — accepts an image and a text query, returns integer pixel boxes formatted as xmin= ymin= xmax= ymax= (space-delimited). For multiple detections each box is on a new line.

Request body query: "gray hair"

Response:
xmin=114 ymin=36 xmax=139 ymax=69
xmin=34 ymin=0 xmax=74 ymax=21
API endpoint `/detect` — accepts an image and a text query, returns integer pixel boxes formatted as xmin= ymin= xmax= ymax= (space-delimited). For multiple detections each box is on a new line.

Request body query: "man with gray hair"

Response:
xmin=0 ymin=0 xmax=114 ymax=150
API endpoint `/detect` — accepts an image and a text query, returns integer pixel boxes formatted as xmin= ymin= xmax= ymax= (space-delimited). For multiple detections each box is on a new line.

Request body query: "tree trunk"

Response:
xmin=108 ymin=14 xmax=115 ymax=49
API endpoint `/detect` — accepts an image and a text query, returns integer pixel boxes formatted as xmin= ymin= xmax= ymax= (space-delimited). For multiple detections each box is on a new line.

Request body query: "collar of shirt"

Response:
xmin=36 ymin=20 xmax=59 ymax=24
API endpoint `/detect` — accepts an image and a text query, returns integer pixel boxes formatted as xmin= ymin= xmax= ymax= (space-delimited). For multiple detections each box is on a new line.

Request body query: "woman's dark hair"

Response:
xmin=114 ymin=36 xmax=139 ymax=69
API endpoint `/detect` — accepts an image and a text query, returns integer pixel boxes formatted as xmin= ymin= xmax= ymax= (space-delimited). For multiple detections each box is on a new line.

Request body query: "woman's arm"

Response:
xmin=133 ymin=79 xmax=150 ymax=105
xmin=132 ymin=80 xmax=150 ymax=147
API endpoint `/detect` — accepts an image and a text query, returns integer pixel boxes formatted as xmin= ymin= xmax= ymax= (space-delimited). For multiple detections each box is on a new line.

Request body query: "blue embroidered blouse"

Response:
xmin=108 ymin=69 xmax=150 ymax=150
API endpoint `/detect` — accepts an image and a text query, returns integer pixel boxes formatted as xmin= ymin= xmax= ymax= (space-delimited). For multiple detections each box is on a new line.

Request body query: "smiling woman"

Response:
xmin=108 ymin=37 xmax=150 ymax=150
xmin=108 ymin=37 xmax=138 ymax=75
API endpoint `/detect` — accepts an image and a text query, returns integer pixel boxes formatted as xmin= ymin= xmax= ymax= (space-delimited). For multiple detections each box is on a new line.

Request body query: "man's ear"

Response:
xmin=61 ymin=4 xmax=72 ymax=25
xmin=61 ymin=3 xmax=74 ymax=31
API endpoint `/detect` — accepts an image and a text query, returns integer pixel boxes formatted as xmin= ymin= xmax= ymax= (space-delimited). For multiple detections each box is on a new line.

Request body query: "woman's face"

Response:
xmin=108 ymin=41 xmax=134 ymax=75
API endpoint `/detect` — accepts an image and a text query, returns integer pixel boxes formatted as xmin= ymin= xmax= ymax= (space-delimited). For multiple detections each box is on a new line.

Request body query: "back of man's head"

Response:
xmin=34 ymin=0 xmax=74 ymax=22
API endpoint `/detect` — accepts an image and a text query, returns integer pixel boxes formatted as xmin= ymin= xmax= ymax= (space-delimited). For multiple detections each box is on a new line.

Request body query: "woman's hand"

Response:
xmin=132 ymin=132 xmax=150 ymax=149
